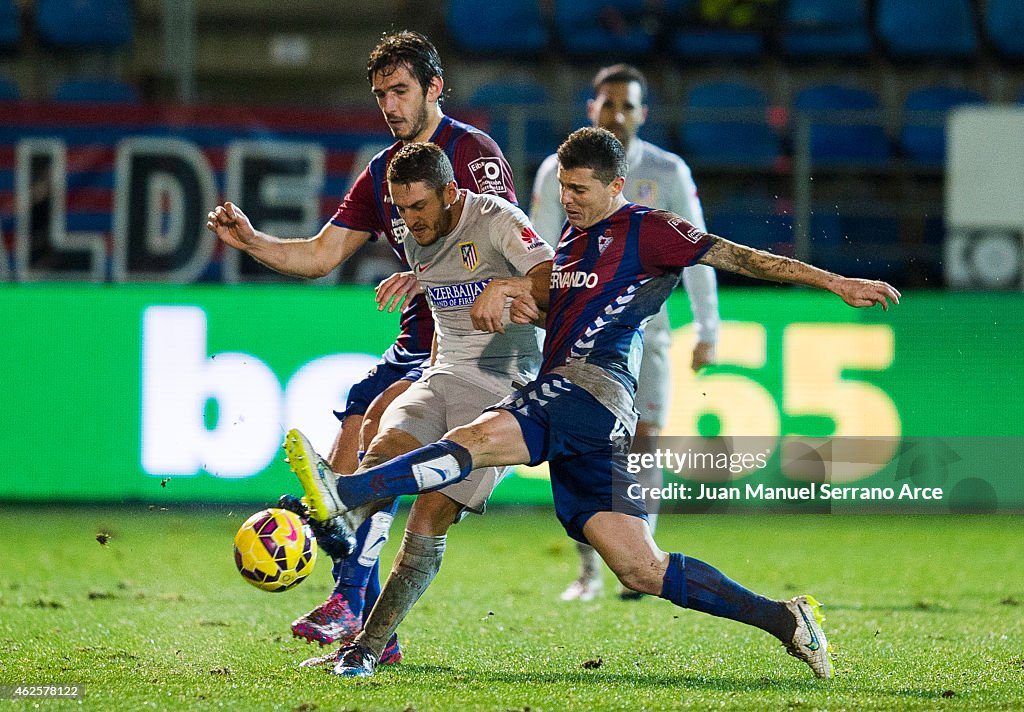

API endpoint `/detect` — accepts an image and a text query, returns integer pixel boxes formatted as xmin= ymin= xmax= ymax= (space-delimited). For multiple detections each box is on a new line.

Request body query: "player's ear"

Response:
xmin=609 ymin=175 xmax=626 ymax=196
xmin=443 ymin=180 xmax=458 ymax=208
xmin=426 ymin=76 xmax=444 ymax=103
xmin=586 ymin=98 xmax=598 ymax=124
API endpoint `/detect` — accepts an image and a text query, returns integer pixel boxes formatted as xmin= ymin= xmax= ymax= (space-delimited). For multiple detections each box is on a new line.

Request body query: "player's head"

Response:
xmin=387 ymin=142 xmax=459 ymax=245
xmin=587 ymin=64 xmax=648 ymax=151
xmin=367 ymin=31 xmax=445 ymax=142
xmin=556 ymin=127 xmax=627 ymax=229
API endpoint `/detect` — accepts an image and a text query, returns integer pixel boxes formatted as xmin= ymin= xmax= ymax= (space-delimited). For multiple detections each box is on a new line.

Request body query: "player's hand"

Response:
xmin=834 ymin=277 xmax=901 ymax=311
xmin=206 ymin=201 xmax=256 ymax=251
xmin=376 ymin=271 xmax=422 ymax=312
xmin=691 ymin=341 xmax=716 ymax=371
xmin=471 ymin=281 xmax=511 ymax=333
xmin=510 ymin=293 xmax=541 ymax=325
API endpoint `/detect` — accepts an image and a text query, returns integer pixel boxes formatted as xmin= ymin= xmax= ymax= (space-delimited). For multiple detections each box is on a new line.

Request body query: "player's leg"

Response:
xmin=286 ymin=407 xmax=529 ymax=519
xmin=581 ymin=511 xmax=833 ymax=678
xmin=290 ymin=373 xmax=415 ymax=647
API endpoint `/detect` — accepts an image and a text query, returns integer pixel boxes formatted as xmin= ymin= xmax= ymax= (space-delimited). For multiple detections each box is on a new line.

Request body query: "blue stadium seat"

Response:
xmin=810 ymin=211 xmax=904 ymax=280
xmin=36 ymin=0 xmax=132 ymax=47
xmin=781 ymin=0 xmax=872 ymax=58
xmin=553 ymin=0 xmax=654 ymax=57
xmin=985 ymin=0 xmax=1024 ymax=60
xmin=793 ymin=85 xmax=890 ymax=164
xmin=708 ymin=194 xmax=794 ymax=254
xmin=0 ymin=76 xmax=20 ymax=100
xmin=666 ymin=0 xmax=766 ymax=60
xmin=468 ymin=81 xmax=558 ymax=161
xmin=447 ymin=0 xmax=548 ymax=54
xmin=682 ymin=81 xmax=781 ymax=167
xmin=0 ymin=0 xmax=18 ymax=47
xmin=900 ymin=86 xmax=984 ymax=165
xmin=53 ymin=78 xmax=139 ymax=103
xmin=876 ymin=0 xmax=977 ymax=59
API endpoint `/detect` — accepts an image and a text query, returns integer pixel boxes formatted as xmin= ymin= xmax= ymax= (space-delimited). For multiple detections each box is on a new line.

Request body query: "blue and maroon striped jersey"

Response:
xmin=542 ymin=203 xmax=713 ymax=390
xmin=330 ymin=116 xmax=517 ymax=364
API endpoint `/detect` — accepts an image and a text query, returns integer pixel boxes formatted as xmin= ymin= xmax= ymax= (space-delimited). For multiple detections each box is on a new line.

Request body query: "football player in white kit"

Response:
xmin=298 ymin=141 xmax=553 ymax=670
xmin=531 ymin=64 xmax=720 ymax=601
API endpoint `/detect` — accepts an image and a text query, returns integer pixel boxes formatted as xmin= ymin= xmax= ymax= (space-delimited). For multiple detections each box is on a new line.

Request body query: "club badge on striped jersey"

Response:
xmin=597 ymin=233 xmax=614 ymax=254
xmin=460 ymin=241 xmax=479 ymax=271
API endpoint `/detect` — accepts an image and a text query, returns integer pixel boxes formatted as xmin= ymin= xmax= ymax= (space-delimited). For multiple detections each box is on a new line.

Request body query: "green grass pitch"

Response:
xmin=2 ymin=506 xmax=1021 ymax=711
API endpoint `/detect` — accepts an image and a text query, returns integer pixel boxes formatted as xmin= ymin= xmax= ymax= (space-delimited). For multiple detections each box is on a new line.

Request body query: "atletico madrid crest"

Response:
xmin=460 ymin=241 xmax=479 ymax=271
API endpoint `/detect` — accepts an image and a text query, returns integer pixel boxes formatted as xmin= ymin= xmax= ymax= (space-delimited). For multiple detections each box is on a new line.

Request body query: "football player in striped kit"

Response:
xmin=287 ymin=127 xmax=899 ymax=679
xmin=532 ymin=63 xmax=719 ymax=602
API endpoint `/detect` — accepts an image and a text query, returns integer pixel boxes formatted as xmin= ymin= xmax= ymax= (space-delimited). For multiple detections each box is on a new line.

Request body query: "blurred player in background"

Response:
xmin=286 ymin=127 xmax=901 ymax=679
xmin=531 ymin=64 xmax=719 ymax=601
xmin=297 ymin=141 xmax=552 ymax=670
xmin=206 ymin=30 xmax=517 ymax=661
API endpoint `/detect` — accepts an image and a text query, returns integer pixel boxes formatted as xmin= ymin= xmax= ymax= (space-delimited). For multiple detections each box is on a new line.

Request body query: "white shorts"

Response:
xmin=635 ymin=305 xmax=672 ymax=428
xmin=376 ymin=370 xmax=510 ymax=513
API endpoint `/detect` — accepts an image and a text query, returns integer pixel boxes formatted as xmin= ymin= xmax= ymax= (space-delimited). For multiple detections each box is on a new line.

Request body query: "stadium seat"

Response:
xmin=0 ymin=0 xmax=18 ymax=48
xmin=467 ymin=81 xmax=558 ymax=161
xmin=666 ymin=0 xmax=766 ymax=60
xmin=809 ymin=211 xmax=904 ymax=280
xmin=984 ymin=0 xmax=1024 ymax=61
xmin=792 ymin=85 xmax=890 ymax=165
xmin=876 ymin=0 xmax=977 ymax=59
xmin=36 ymin=0 xmax=133 ymax=47
xmin=780 ymin=0 xmax=872 ymax=58
xmin=707 ymin=193 xmax=794 ymax=254
xmin=553 ymin=0 xmax=654 ymax=56
xmin=53 ymin=78 xmax=139 ymax=103
xmin=900 ymin=86 xmax=985 ymax=165
xmin=0 ymin=75 xmax=19 ymax=100
xmin=447 ymin=0 xmax=548 ymax=54
xmin=681 ymin=81 xmax=781 ymax=167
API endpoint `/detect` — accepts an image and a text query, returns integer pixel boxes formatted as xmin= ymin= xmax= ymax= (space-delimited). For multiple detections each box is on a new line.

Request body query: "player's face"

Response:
xmin=390 ymin=180 xmax=458 ymax=246
xmin=557 ymin=166 xmax=624 ymax=230
xmin=371 ymin=64 xmax=438 ymax=142
xmin=588 ymin=81 xmax=647 ymax=150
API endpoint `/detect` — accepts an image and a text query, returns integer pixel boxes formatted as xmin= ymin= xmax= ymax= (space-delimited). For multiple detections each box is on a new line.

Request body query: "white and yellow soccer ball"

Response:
xmin=233 ymin=508 xmax=317 ymax=592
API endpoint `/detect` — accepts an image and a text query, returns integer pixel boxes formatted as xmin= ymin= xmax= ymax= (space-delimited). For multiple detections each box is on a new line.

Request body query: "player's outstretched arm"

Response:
xmin=470 ymin=261 xmax=552 ymax=333
xmin=206 ymin=201 xmax=371 ymax=279
xmin=698 ymin=236 xmax=901 ymax=310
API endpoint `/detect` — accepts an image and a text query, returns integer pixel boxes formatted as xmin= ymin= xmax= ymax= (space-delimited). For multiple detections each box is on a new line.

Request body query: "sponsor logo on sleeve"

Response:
xmin=668 ymin=216 xmax=704 ymax=244
xmin=468 ymin=157 xmax=508 ymax=196
xmin=520 ymin=226 xmax=546 ymax=251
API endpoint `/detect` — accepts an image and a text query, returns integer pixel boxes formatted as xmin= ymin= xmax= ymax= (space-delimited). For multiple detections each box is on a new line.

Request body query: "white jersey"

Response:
xmin=530 ymin=138 xmax=719 ymax=344
xmin=405 ymin=190 xmax=553 ymax=392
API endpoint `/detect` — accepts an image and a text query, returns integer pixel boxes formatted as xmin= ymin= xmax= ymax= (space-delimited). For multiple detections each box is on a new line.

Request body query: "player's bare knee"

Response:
xmin=406 ymin=493 xmax=460 ymax=536
xmin=611 ymin=562 xmax=661 ymax=595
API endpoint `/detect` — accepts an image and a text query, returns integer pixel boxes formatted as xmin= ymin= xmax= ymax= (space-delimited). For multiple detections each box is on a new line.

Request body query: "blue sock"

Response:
xmin=335 ymin=439 xmax=473 ymax=509
xmin=660 ymin=553 xmax=794 ymax=641
xmin=330 ymin=498 xmax=401 ymax=615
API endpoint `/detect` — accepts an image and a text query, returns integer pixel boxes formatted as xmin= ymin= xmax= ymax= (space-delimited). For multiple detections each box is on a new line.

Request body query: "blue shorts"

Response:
xmin=334 ymin=357 xmax=425 ymax=420
xmin=491 ymin=373 xmax=647 ymax=543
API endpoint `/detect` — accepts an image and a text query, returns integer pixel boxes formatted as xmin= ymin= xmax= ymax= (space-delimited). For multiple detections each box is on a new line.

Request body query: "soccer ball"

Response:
xmin=233 ymin=508 xmax=317 ymax=592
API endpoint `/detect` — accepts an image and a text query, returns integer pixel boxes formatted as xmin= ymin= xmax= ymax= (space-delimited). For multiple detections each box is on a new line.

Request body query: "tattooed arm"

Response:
xmin=699 ymin=235 xmax=901 ymax=311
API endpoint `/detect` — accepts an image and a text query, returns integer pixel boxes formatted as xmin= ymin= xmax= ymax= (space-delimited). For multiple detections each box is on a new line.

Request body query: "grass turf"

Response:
xmin=1 ymin=506 xmax=1022 ymax=711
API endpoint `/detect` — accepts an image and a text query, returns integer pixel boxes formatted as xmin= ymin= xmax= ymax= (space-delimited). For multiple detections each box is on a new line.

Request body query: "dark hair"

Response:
xmin=367 ymin=30 xmax=444 ymax=105
xmin=556 ymin=127 xmax=627 ymax=186
xmin=387 ymin=142 xmax=455 ymax=193
xmin=592 ymin=63 xmax=648 ymax=104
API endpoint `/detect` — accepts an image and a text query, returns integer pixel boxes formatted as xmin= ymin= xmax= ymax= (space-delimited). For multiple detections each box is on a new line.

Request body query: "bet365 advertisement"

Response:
xmin=1 ymin=285 xmax=1021 ymax=509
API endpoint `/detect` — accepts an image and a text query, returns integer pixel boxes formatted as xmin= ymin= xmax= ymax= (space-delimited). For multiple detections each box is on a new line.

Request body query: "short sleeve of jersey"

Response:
xmin=330 ymin=164 xmax=384 ymax=234
xmin=490 ymin=205 xmax=555 ymax=276
xmin=528 ymin=154 xmax=567 ymax=247
xmin=451 ymin=132 xmax=518 ymax=204
xmin=639 ymin=209 xmax=715 ymax=274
